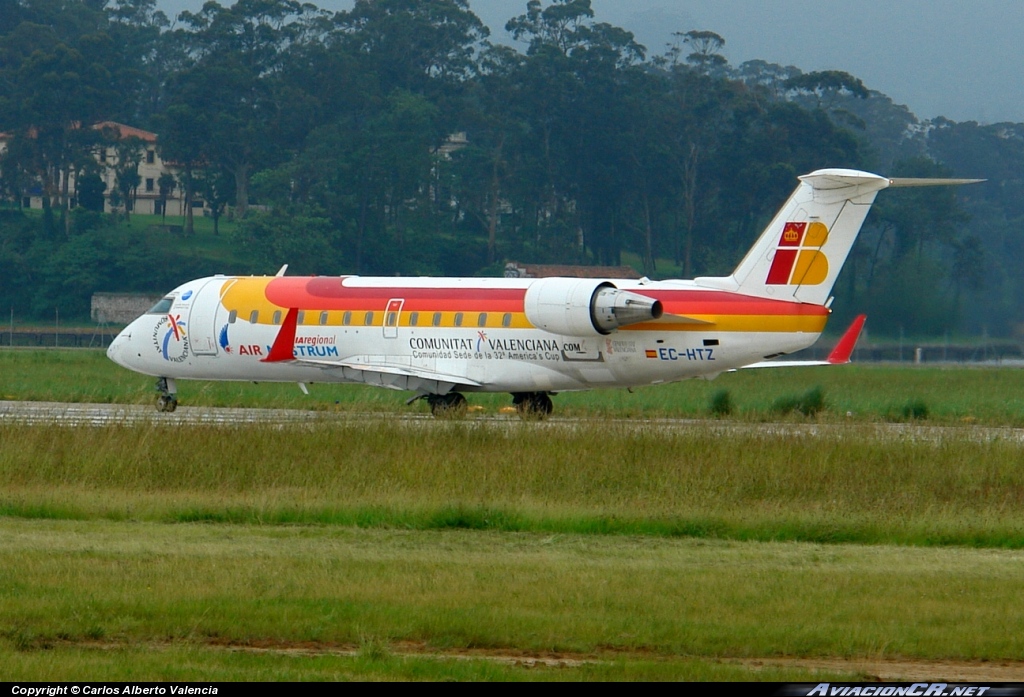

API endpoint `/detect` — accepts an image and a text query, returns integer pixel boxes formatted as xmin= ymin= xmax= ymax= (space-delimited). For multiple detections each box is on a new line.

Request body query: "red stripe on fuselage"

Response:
xmin=261 ymin=277 xmax=827 ymax=319
xmin=651 ymin=290 xmax=828 ymax=318
xmin=265 ymin=277 xmax=526 ymax=313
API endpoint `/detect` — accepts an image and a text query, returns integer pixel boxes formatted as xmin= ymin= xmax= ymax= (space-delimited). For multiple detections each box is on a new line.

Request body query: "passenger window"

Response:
xmin=297 ymin=311 xmax=305 ymax=325
xmin=273 ymin=310 xmax=282 ymax=325
xmin=454 ymin=312 xmax=463 ymax=327
xmin=343 ymin=311 xmax=351 ymax=326
xmin=432 ymin=312 xmax=442 ymax=327
xmin=502 ymin=313 xmax=512 ymax=328
xmin=319 ymin=311 xmax=328 ymax=326
xmin=409 ymin=312 xmax=419 ymax=326
xmin=250 ymin=310 xmax=259 ymax=324
xmin=364 ymin=311 xmax=374 ymax=326
xmin=228 ymin=310 xmax=237 ymax=324
xmin=147 ymin=297 xmax=174 ymax=314
xmin=386 ymin=312 xmax=397 ymax=327
xmin=477 ymin=313 xmax=487 ymax=327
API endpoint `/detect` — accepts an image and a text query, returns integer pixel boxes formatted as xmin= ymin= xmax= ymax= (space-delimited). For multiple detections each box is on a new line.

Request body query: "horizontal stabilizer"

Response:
xmin=887 ymin=177 xmax=986 ymax=187
xmin=740 ymin=314 xmax=866 ymax=369
xmin=825 ymin=313 xmax=866 ymax=364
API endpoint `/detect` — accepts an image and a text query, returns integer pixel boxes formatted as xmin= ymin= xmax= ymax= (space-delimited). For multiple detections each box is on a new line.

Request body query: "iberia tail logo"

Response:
xmin=766 ymin=221 xmax=830 ymax=285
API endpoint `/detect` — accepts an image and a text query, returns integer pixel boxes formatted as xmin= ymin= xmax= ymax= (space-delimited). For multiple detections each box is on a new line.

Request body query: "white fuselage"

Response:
xmin=107 ymin=274 xmax=828 ymax=394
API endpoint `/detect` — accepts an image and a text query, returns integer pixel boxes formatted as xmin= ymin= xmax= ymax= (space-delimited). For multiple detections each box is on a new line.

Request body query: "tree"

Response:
xmin=950 ymin=233 xmax=985 ymax=323
xmin=784 ymin=70 xmax=869 ymax=119
xmin=504 ymin=0 xmax=647 ymax=265
xmin=157 ymin=171 xmax=176 ymax=223
xmin=153 ymin=97 xmax=213 ymax=236
xmin=105 ymin=0 xmax=172 ymax=125
xmin=196 ymin=168 xmax=234 ymax=235
xmin=449 ymin=44 xmax=527 ymax=264
xmin=334 ymin=0 xmax=489 ymax=97
xmin=0 ymin=39 xmax=114 ymax=234
xmin=871 ymin=157 xmax=967 ymax=265
xmin=676 ymin=30 xmax=726 ymax=75
xmin=76 ymin=162 xmax=107 ymax=212
xmin=171 ymin=0 xmax=314 ymax=219
xmin=109 ymin=134 xmax=145 ymax=219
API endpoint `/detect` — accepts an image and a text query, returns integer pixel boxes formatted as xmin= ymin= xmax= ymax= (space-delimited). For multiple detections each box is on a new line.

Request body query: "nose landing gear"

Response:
xmin=156 ymin=377 xmax=178 ymax=413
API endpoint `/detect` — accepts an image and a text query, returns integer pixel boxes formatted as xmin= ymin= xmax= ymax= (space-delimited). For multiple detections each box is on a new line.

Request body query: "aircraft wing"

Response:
xmin=741 ymin=314 xmax=866 ymax=369
xmin=293 ymin=356 xmax=481 ymax=393
xmin=261 ymin=309 xmax=478 ymax=393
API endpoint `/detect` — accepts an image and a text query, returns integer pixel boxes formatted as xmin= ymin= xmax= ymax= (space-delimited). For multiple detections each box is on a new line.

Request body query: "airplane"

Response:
xmin=106 ymin=168 xmax=979 ymax=417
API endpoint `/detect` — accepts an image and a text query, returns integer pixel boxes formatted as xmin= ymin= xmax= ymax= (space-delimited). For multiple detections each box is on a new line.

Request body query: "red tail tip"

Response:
xmin=826 ymin=314 xmax=866 ymax=364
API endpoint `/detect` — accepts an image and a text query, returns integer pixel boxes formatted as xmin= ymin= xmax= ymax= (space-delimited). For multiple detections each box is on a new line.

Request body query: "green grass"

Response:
xmin=7 ymin=348 xmax=1024 ymax=424
xmin=0 ymin=520 xmax=1020 ymax=673
xmin=127 ymin=212 xmax=239 ymax=263
xmin=5 ymin=349 xmax=1024 ymax=679
xmin=2 ymin=419 xmax=1023 ymax=548
xmin=17 ymin=207 xmax=243 ymax=263
xmin=0 ymin=642 xmax=861 ymax=682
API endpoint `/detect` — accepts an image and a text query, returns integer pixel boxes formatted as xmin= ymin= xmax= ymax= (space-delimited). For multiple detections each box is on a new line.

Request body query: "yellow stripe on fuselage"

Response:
xmin=623 ymin=314 xmax=827 ymax=333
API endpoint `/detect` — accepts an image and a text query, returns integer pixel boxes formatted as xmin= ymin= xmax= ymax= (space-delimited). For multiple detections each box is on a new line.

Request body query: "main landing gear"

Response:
xmin=512 ymin=392 xmax=553 ymax=419
xmin=156 ymin=377 xmax=178 ymax=413
xmin=421 ymin=391 xmax=554 ymax=420
xmin=427 ymin=392 xmax=468 ymax=417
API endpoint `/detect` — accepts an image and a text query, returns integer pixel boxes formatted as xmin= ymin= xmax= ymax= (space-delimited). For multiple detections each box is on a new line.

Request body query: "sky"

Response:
xmin=157 ymin=0 xmax=1024 ymax=124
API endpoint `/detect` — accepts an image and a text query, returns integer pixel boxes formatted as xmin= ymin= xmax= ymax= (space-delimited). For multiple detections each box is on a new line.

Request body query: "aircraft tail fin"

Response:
xmin=695 ymin=169 xmax=890 ymax=306
xmin=695 ymin=169 xmax=984 ymax=306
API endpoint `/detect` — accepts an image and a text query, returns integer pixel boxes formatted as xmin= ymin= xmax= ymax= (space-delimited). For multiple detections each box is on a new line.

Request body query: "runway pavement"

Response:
xmin=3 ymin=399 xmax=1024 ymax=445
xmin=0 ymin=399 xmax=332 ymax=426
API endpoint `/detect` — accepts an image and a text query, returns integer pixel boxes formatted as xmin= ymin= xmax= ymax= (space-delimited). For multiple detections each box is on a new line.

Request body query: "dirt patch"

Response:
xmin=212 ymin=638 xmax=596 ymax=668
xmin=76 ymin=638 xmax=1024 ymax=678
xmin=731 ymin=657 xmax=1024 ymax=681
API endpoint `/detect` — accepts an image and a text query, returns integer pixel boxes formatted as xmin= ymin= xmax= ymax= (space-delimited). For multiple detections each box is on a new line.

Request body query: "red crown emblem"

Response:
xmin=783 ymin=229 xmax=800 ymax=243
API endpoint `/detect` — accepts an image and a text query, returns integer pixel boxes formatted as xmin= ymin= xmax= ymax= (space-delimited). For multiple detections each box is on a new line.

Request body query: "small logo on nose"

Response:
xmin=153 ymin=314 xmax=189 ymax=362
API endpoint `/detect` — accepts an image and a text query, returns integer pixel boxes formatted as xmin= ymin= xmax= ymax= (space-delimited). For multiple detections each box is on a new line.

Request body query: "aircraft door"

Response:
xmin=188 ymin=278 xmax=228 ymax=356
xmin=383 ymin=298 xmax=404 ymax=339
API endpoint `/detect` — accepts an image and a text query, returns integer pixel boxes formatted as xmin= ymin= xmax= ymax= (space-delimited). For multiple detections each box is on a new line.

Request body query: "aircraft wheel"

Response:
xmin=513 ymin=392 xmax=553 ymax=420
xmin=429 ymin=392 xmax=467 ymax=418
xmin=156 ymin=395 xmax=178 ymax=413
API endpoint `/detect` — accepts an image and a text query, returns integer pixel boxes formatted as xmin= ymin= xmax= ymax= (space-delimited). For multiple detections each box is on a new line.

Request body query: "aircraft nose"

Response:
xmin=106 ymin=328 xmax=132 ymax=369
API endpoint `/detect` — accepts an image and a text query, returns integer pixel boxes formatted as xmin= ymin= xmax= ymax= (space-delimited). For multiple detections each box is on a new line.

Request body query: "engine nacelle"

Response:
xmin=523 ymin=278 xmax=663 ymax=336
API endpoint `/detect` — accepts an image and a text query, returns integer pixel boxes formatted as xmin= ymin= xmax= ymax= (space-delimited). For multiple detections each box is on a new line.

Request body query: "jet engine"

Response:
xmin=523 ymin=278 xmax=663 ymax=336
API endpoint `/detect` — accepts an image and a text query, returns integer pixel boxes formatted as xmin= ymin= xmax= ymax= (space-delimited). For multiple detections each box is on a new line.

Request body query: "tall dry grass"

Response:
xmin=2 ymin=420 xmax=1022 ymax=546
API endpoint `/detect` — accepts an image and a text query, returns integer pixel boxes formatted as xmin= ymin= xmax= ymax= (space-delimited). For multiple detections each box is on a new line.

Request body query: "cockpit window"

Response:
xmin=147 ymin=297 xmax=174 ymax=314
